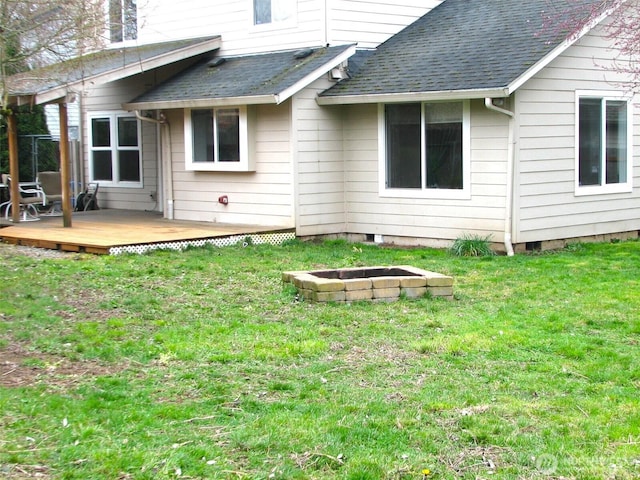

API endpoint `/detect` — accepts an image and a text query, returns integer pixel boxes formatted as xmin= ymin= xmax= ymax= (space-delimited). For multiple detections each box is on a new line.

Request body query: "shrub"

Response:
xmin=449 ymin=234 xmax=495 ymax=257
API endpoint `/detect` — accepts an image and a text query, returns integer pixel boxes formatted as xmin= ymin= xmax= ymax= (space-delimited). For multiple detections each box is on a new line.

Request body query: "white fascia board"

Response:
xmin=316 ymin=87 xmax=510 ymax=105
xmin=123 ymin=95 xmax=278 ymax=111
xmin=506 ymin=4 xmax=619 ymax=94
xmin=275 ymin=44 xmax=356 ymax=104
xmin=33 ymin=37 xmax=222 ymax=105
xmin=35 ymin=89 xmax=75 ymax=105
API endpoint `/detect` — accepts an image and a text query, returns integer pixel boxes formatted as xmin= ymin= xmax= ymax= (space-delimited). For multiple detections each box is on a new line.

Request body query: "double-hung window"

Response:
xmin=576 ymin=91 xmax=632 ymax=195
xmin=382 ymin=101 xmax=470 ymax=198
xmin=253 ymin=0 xmax=295 ymax=26
xmin=89 ymin=113 xmax=141 ymax=186
xmin=184 ymin=106 xmax=253 ymax=172
xmin=110 ymin=0 xmax=137 ymax=43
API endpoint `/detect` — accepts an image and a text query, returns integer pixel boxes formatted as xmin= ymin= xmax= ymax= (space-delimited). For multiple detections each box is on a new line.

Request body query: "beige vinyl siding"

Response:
xmin=137 ymin=1 xmax=440 ymax=55
xmin=294 ymin=78 xmax=347 ymax=235
xmin=341 ymin=100 xmax=509 ymax=242
xmin=80 ymin=64 xmax=194 ymax=211
xmin=168 ymin=104 xmax=295 ymax=227
xmin=328 ymin=0 xmax=442 ymax=48
xmin=95 ymin=120 xmax=159 ymax=211
xmin=82 ymin=74 xmax=162 ymax=211
xmin=139 ymin=0 xmax=324 ymax=56
xmin=515 ymin=21 xmax=640 ymax=243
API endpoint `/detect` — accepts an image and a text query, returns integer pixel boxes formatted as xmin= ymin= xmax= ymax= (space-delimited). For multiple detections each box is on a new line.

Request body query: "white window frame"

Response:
xmin=575 ymin=90 xmax=633 ymax=196
xmin=184 ymin=106 xmax=254 ymax=172
xmin=88 ymin=111 xmax=142 ymax=188
xmin=250 ymin=0 xmax=296 ymax=30
xmin=378 ymin=100 xmax=471 ymax=200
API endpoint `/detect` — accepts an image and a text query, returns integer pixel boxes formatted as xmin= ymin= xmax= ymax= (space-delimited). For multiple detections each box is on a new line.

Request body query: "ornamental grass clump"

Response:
xmin=449 ymin=234 xmax=495 ymax=257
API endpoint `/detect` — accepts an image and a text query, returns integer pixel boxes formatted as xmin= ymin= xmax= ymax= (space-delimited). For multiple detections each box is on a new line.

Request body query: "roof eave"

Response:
xmin=13 ymin=36 xmax=222 ymax=106
xmin=320 ymin=1 xmax=623 ymax=106
xmin=316 ymin=88 xmax=511 ymax=105
xmin=123 ymin=94 xmax=278 ymax=110
xmin=124 ymin=44 xmax=357 ymax=110
xmin=276 ymin=44 xmax=356 ymax=103
xmin=507 ymin=3 xmax=619 ymax=94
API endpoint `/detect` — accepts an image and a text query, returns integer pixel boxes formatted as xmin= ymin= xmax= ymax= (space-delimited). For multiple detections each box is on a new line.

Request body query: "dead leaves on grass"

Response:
xmin=0 ymin=342 xmax=127 ymax=389
xmin=291 ymin=449 xmax=345 ymax=471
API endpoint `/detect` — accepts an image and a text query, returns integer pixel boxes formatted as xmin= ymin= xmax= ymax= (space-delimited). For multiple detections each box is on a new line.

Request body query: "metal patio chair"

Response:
xmin=37 ymin=171 xmax=64 ymax=216
xmin=3 ymin=175 xmax=45 ymax=222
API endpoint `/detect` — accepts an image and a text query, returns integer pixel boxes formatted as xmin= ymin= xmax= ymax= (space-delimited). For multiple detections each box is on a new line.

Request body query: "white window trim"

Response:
xmin=574 ymin=90 xmax=633 ymax=196
xmin=378 ymin=100 xmax=471 ymax=200
xmin=249 ymin=0 xmax=297 ymax=31
xmin=184 ymin=106 xmax=253 ymax=172
xmin=88 ymin=111 xmax=142 ymax=188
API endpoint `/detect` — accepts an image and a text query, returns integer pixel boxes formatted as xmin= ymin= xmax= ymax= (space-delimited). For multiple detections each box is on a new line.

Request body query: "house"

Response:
xmin=7 ymin=0 xmax=640 ymax=253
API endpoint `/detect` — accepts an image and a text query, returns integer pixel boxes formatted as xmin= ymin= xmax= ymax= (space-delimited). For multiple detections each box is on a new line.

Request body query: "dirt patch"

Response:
xmin=0 ymin=242 xmax=87 ymax=260
xmin=0 ymin=342 xmax=126 ymax=389
xmin=440 ymin=445 xmax=515 ymax=477
xmin=0 ymin=463 xmax=53 ymax=479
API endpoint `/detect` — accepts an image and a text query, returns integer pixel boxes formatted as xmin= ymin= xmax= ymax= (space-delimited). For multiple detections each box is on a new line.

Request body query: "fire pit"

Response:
xmin=282 ymin=265 xmax=453 ymax=303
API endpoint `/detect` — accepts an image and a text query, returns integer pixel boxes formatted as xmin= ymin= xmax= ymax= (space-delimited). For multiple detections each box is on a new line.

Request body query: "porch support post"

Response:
xmin=59 ymin=103 xmax=72 ymax=227
xmin=7 ymin=112 xmax=20 ymax=223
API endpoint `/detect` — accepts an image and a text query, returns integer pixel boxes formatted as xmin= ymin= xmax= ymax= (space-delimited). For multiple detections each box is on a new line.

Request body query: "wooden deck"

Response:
xmin=0 ymin=209 xmax=293 ymax=254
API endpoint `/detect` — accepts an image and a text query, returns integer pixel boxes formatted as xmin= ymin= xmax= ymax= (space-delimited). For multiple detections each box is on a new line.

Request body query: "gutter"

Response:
xmin=134 ymin=110 xmax=174 ymax=219
xmin=124 ymin=94 xmax=278 ymax=111
xmin=317 ymin=87 xmax=511 ymax=105
xmin=484 ymin=98 xmax=515 ymax=256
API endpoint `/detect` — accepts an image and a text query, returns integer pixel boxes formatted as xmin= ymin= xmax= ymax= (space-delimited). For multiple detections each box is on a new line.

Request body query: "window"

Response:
xmin=110 ymin=0 xmax=137 ymax=43
xmin=89 ymin=113 xmax=141 ymax=186
xmin=576 ymin=92 xmax=632 ymax=195
xmin=382 ymin=101 xmax=470 ymax=198
xmin=184 ymin=107 xmax=254 ymax=172
xmin=253 ymin=0 xmax=295 ymax=26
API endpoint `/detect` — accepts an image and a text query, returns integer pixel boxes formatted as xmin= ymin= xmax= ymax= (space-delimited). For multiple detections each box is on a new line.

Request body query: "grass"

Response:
xmin=0 ymin=239 xmax=639 ymax=479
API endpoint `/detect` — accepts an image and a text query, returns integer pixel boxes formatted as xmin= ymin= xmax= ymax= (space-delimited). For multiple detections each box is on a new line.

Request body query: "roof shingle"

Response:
xmin=126 ymin=45 xmax=355 ymax=107
xmin=8 ymin=37 xmax=221 ymax=98
xmin=320 ymin=0 xmax=603 ymax=99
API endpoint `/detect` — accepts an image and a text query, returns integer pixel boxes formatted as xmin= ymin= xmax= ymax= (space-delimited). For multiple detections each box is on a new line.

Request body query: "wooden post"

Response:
xmin=59 ymin=103 xmax=72 ymax=227
xmin=7 ymin=112 xmax=20 ymax=223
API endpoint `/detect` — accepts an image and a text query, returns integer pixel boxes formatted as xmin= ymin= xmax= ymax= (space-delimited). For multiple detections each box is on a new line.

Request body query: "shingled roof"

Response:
xmin=124 ymin=44 xmax=356 ymax=109
xmin=319 ymin=0 xmax=606 ymax=103
xmin=7 ymin=37 xmax=221 ymax=105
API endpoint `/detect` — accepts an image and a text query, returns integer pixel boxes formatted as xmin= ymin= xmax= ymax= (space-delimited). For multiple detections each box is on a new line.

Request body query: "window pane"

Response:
xmin=385 ymin=104 xmax=421 ymax=188
xmin=118 ymin=151 xmax=140 ymax=182
xmin=93 ymin=151 xmax=113 ymax=181
xmin=425 ymin=102 xmax=463 ymax=189
xmin=578 ymin=98 xmax=602 ymax=186
xmin=118 ymin=117 xmax=138 ymax=147
xmin=217 ymin=109 xmax=240 ymax=162
xmin=606 ymin=100 xmax=627 ymax=184
xmin=109 ymin=0 xmax=123 ymax=42
xmin=92 ymin=118 xmax=111 ymax=147
xmin=124 ymin=0 xmax=137 ymax=40
xmin=254 ymin=0 xmax=271 ymax=24
xmin=192 ymin=110 xmax=214 ymax=162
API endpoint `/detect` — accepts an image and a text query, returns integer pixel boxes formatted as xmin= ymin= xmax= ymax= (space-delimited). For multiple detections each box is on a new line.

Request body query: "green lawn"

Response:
xmin=0 ymin=239 xmax=638 ymax=479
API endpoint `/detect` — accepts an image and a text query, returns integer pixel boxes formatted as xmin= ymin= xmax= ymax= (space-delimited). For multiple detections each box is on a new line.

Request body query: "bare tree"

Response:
xmin=0 ymin=0 xmax=107 ymax=112
xmin=542 ymin=0 xmax=640 ymax=90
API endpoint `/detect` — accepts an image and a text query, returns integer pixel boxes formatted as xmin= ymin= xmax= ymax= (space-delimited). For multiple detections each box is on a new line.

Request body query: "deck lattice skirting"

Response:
xmin=283 ymin=265 xmax=454 ymax=303
xmin=110 ymin=231 xmax=296 ymax=255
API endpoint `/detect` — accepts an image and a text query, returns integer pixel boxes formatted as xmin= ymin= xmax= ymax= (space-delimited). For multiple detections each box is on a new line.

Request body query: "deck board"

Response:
xmin=0 ymin=210 xmax=292 ymax=254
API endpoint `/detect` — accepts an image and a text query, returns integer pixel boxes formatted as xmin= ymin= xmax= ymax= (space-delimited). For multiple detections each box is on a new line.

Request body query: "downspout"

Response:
xmin=134 ymin=110 xmax=174 ymax=220
xmin=484 ymin=98 xmax=515 ymax=256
